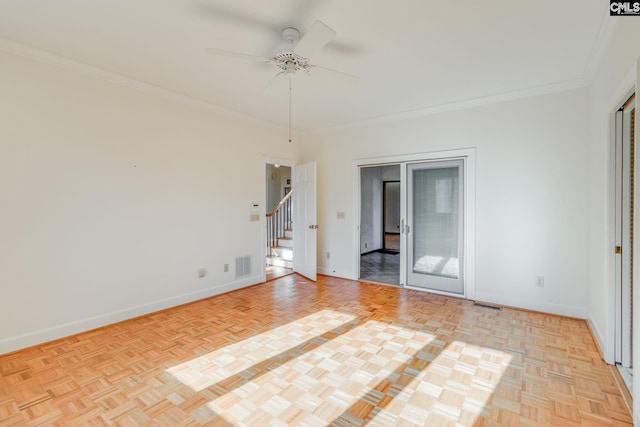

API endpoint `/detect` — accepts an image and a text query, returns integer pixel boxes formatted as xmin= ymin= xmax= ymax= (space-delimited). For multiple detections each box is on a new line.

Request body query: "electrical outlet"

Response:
xmin=365 ymin=243 xmax=368 ymax=249
xmin=224 ymin=264 xmax=229 ymax=272
xmin=535 ymin=276 xmax=544 ymax=287
xmin=326 ymin=252 xmax=330 ymax=259
xmin=198 ymin=268 xmax=207 ymax=278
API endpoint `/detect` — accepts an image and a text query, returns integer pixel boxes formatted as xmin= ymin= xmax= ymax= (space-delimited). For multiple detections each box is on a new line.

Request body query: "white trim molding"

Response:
xmin=588 ymin=315 xmax=609 ymax=363
xmin=0 ymin=36 xmax=590 ymax=136
xmin=473 ymin=291 xmax=588 ymax=320
xmin=309 ymin=80 xmax=589 ymax=134
xmin=0 ymin=37 xmax=285 ymax=133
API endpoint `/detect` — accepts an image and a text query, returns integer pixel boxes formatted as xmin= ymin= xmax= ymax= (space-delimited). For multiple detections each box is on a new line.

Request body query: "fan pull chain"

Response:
xmin=288 ymin=76 xmax=292 ymax=143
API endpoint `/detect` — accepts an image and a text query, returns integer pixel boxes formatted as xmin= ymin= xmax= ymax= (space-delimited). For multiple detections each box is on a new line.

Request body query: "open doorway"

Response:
xmin=360 ymin=164 xmax=401 ymax=284
xmin=265 ymin=163 xmax=293 ymax=281
xmin=383 ymin=181 xmax=401 ymax=253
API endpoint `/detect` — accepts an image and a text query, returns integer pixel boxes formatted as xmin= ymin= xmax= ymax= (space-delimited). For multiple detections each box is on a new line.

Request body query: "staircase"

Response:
xmin=267 ymin=228 xmax=293 ymax=268
xmin=266 ymin=190 xmax=293 ymax=269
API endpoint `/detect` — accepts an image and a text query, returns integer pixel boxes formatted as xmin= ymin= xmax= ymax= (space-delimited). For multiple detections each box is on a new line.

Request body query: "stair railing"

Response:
xmin=266 ymin=190 xmax=293 ymax=256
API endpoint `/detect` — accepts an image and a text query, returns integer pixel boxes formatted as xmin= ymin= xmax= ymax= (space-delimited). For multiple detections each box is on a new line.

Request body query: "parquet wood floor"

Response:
xmin=265 ymin=266 xmax=293 ymax=282
xmin=0 ymin=275 xmax=632 ymax=426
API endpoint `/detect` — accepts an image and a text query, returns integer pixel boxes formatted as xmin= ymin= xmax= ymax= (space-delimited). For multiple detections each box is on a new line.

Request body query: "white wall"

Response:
xmin=302 ymin=87 xmax=591 ymax=318
xmin=0 ymin=51 xmax=297 ymax=354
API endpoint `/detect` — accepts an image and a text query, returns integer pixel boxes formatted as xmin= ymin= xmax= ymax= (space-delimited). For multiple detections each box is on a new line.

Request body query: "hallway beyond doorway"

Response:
xmin=360 ymin=251 xmax=400 ymax=285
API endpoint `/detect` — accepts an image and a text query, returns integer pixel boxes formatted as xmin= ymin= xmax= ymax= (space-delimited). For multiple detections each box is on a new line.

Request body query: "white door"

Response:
xmin=406 ymin=159 xmax=464 ymax=294
xmin=293 ymin=161 xmax=317 ymax=281
xmin=614 ymin=94 xmax=635 ymax=367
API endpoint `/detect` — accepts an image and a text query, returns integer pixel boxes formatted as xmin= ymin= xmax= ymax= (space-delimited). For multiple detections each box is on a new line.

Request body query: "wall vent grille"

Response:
xmin=473 ymin=301 xmax=502 ymax=310
xmin=235 ymin=255 xmax=251 ymax=278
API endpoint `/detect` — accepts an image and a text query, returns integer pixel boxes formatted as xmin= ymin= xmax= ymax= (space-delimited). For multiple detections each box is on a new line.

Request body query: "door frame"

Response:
xmin=604 ymin=63 xmax=637 ymax=366
xmin=351 ymin=148 xmax=476 ymax=299
xmin=613 ymin=97 xmax=635 ymax=367
xmin=262 ymin=156 xmax=297 ymax=283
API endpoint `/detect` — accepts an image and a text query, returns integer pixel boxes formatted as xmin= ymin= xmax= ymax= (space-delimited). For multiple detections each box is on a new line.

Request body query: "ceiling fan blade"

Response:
xmin=294 ymin=20 xmax=336 ymax=58
xmin=262 ymin=72 xmax=287 ymax=96
xmin=206 ymin=48 xmax=270 ymax=63
xmin=312 ymin=65 xmax=360 ymax=83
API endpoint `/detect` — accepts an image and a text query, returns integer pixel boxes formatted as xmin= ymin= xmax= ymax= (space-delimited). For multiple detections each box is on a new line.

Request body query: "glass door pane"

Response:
xmin=407 ymin=160 xmax=464 ymax=294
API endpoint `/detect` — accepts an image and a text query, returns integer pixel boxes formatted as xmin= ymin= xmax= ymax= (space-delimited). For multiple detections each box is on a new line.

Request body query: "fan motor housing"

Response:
xmin=281 ymin=27 xmax=300 ymax=44
xmin=269 ymin=52 xmax=311 ymax=75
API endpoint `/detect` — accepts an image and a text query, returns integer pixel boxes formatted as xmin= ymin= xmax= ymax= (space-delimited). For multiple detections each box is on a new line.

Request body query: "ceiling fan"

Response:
xmin=206 ymin=20 xmax=358 ymax=141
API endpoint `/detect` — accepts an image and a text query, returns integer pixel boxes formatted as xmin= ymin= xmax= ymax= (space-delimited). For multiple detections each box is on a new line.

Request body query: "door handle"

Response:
xmin=401 ymin=219 xmax=410 ymax=234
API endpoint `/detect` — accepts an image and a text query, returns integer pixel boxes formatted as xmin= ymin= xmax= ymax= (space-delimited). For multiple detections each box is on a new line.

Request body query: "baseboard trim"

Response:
xmin=313 ymin=276 xmax=588 ymax=319
xmin=0 ymin=275 xmax=261 ymax=356
xmin=586 ymin=315 xmax=610 ymax=363
xmin=472 ymin=292 xmax=587 ymax=319
xmin=317 ymin=267 xmax=357 ymax=280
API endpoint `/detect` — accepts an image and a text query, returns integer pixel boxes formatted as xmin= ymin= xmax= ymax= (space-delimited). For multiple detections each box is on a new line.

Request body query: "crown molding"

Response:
xmin=581 ymin=16 xmax=619 ymax=83
xmin=0 ymin=36 xmax=287 ymax=133
xmin=307 ymin=78 xmax=590 ymax=134
xmin=0 ymin=36 xmax=594 ymax=137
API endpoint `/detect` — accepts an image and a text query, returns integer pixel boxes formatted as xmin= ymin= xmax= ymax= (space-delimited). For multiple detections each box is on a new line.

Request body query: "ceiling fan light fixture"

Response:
xmin=269 ymin=52 xmax=312 ymax=75
xmin=205 ymin=20 xmax=355 ymax=144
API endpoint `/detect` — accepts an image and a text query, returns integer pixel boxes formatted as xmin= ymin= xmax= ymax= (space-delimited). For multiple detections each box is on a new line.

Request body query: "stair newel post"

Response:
xmin=266 ymin=215 xmax=271 ymax=256
xmin=288 ymin=196 xmax=291 ymax=230
xmin=285 ymin=196 xmax=290 ymax=231
xmin=270 ymin=216 xmax=275 ymax=252
xmin=279 ymin=203 xmax=284 ymax=240
xmin=272 ymin=215 xmax=276 ymax=249
xmin=274 ymin=209 xmax=278 ymax=249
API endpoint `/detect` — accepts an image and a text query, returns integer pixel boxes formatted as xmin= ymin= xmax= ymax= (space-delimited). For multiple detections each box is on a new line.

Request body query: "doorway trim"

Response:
xmin=604 ymin=62 xmax=638 ymax=366
xmin=262 ymin=156 xmax=297 ymax=284
xmin=351 ymin=148 xmax=476 ymax=299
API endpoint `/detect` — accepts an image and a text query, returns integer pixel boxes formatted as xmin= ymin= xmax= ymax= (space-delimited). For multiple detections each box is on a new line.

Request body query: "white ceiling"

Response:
xmin=0 ymin=0 xmax=606 ymax=132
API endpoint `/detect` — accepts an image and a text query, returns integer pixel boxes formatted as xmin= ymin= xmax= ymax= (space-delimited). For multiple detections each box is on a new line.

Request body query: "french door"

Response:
xmin=406 ymin=160 xmax=464 ymax=294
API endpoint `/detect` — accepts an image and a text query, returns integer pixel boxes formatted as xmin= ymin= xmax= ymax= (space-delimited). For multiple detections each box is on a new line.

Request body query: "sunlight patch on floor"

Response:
xmin=166 ymin=309 xmax=357 ymax=393
xmin=167 ymin=310 xmax=511 ymax=425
